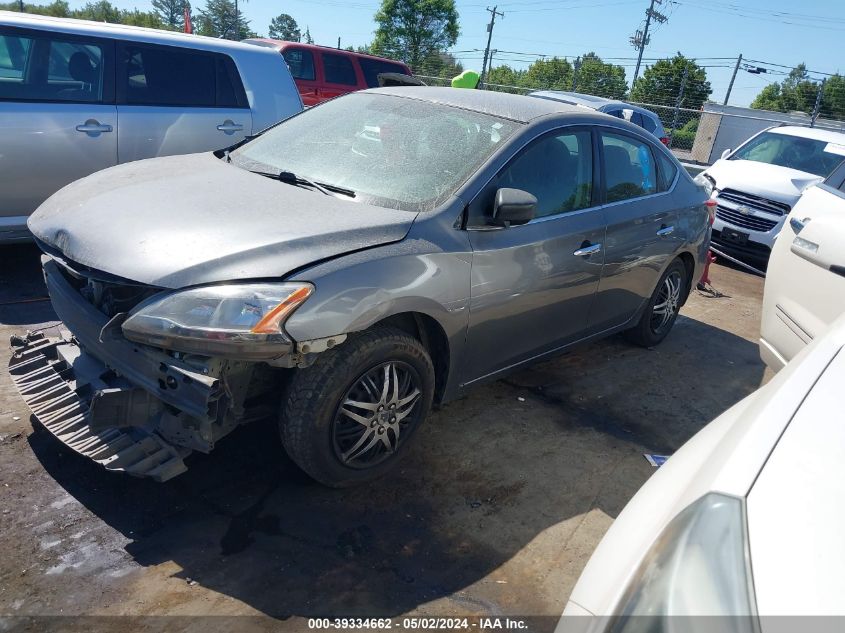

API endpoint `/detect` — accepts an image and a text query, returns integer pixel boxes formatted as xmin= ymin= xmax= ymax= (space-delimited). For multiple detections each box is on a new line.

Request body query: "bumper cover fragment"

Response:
xmin=9 ymin=332 xmax=188 ymax=482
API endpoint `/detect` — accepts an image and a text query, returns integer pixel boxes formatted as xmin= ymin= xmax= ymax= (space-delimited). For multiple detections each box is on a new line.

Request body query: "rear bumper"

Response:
xmin=7 ymin=259 xmax=232 ymax=481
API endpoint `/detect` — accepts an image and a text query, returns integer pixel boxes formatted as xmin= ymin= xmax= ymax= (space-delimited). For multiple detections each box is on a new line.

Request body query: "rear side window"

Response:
xmin=282 ymin=48 xmax=315 ymax=81
xmin=657 ymin=152 xmax=678 ymax=191
xmin=322 ymin=53 xmax=357 ymax=85
xmin=640 ymin=113 xmax=658 ymax=133
xmin=358 ymin=58 xmax=408 ymax=88
xmin=119 ymin=44 xmax=245 ymax=108
xmin=601 ymin=132 xmax=658 ymax=203
xmin=630 ymin=111 xmax=644 ymax=128
xmin=0 ymin=30 xmax=110 ymax=103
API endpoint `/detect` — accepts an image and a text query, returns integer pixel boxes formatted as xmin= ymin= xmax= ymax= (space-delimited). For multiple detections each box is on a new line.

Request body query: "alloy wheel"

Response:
xmin=650 ymin=270 xmax=683 ymax=334
xmin=332 ymin=361 xmax=423 ymax=469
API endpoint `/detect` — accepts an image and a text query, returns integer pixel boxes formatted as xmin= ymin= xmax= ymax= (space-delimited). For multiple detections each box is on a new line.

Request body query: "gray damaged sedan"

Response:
xmin=10 ymin=87 xmax=711 ymax=487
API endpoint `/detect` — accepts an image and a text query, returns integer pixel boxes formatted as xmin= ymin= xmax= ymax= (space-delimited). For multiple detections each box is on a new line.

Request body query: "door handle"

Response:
xmin=789 ymin=216 xmax=808 ymax=233
xmin=656 ymin=225 xmax=675 ymax=237
xmin=217 ymin=120 xmax=244 ymax=134
xmin=76 ymin=119 xmax=113 ymax=134
xmin=573 ymin=243 xmax=602 ymax=257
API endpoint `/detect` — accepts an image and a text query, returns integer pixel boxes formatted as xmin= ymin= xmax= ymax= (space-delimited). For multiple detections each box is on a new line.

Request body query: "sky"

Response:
xmin=69 ymin=0 xmax=845 ymax=106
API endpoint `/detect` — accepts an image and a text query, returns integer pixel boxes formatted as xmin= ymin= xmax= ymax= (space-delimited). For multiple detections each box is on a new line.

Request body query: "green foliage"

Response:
xmin=302 ymin=25 xmax=313 ymax=44
xmin=196 ymin=0 xmax=254 ymax=39
xmin=268 ymin=13 xmax=300 ymax=41
xmin=575 ymin=52 xmax=627 ymax=99
xmin=669 ymin=117 xmax=698 ymax=150
xmin=150 ymin=0 xmax=189 ymax=29
xmin=2 ymin=0 xmax=165 ymax=27
xmin=750 ymin=64 xmax=844 ymax=121
xmin=524 ymin=57 xmax=572 ymax=90
xmin=630 ymin=53 xmax=712 ymax=109
xmin=372 ymin=0 xmax=459 ymax=69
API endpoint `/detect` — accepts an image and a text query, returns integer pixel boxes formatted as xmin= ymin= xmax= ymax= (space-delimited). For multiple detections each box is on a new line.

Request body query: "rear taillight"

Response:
xmin=705 ymin=199 xmax=717 ymax=225
xmin=660 ymin=136 xmax=670 ymax=146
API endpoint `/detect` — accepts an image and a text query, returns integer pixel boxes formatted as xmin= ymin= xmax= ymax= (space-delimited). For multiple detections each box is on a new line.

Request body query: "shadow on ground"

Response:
xmin=0 ymin=243 xmax=55 ymax=326
xmin=25 ymin=306 xmax=765 ymax=620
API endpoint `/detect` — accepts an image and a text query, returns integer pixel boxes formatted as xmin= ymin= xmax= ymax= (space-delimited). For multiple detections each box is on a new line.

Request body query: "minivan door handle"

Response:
xmin=573 ymin=242 xmax=602 ymax=257
xmin=656 ymin=225 xmax=675 ymax=237
xmin=217 ymin=120 xmax=244 ymax=134
xmin=76 ymin=119 xmax=113 ymax=135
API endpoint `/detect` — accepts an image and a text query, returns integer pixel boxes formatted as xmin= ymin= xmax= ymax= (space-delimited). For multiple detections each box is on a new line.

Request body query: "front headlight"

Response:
xmin=610 ymin=493 xmax=757 ymax=631
xmin=693 ymin=173 xmax=716 ymax=198
xmin=121 ymin=283 xmax=313 ymax=359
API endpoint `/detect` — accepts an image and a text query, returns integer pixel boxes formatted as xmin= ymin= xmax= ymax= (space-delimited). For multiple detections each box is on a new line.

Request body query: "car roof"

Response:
xmin=244 ymin=39 xmax=411 ymax=67
xmin=529 ymin=90 xmax=660 ymax=119
xmin=768 ymin=125 xmax=845 ymax=144
xmin=363 ymin=86 xmax=584 ymax=123
xmin=0 ymin=10 xmax=270 ymax=55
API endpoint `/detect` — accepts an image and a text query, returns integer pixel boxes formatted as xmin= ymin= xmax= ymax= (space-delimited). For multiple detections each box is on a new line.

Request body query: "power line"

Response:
xmin=480 ymin=5 xmax=505 ymax=86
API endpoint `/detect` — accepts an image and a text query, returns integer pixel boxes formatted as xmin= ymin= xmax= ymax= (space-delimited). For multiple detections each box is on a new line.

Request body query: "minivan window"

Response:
xmin=121 ymin=44 xmax=215 ymax=106
xmin=359 ymin=58 xmax=408 ymax=88
xmin=602 ymin=132 xmax=657 ymax=202
xmin=282 ymin=48 xmax=315 ymax=81
xmin=231 ymin=92 xmax=518 ymax=210
xmin=0 ymin=32 xmax=106 ymax=102
xmin=322 ymin=53 xmax=357 ymax=86
xmin=500 ymin=131 xmax=593 ymax=218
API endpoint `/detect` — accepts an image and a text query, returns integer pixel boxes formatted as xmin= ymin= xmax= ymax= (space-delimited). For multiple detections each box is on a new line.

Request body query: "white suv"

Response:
xmin=696 ymin=125 xmax=845 ymax=264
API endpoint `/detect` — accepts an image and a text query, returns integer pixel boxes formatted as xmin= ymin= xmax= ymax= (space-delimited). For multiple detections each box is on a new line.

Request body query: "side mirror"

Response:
xmin=493 ymin=188 xmax=536 ymax=227
xmin=720 ymin=148 xmax=732 ymax=160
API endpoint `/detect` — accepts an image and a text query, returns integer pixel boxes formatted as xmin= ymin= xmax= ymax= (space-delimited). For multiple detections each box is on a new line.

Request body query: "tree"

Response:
xmin=371 ymin=0 xmax=459 ymax=70
xmin=630 ymin=53 xmax=712 ymax=109
xmin=524 ymin=57 xmax=573 ymax=91
xmin=302 ymin=25 xmax=314 ymax=44
xmin=574 ymin=52 xmax=627 ymax=99
xmin=750 ymin=64 xmax=838 ymax=117
xmin=196 ymin=0 xmax=253 ymax=39
xmin=268 ymin=13 xmax=300 ymax=41
xmin=151 ymin=0 xmax=189 ymax=30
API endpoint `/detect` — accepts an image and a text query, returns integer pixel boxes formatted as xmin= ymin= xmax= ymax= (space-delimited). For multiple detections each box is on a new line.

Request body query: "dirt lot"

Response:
xmin=0 ymin=243 xmax=769 ymax=630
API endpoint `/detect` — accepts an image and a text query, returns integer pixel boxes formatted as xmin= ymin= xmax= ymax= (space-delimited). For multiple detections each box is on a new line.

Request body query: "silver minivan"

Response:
xmin=0 ymin=12 xmax=303 ymax=242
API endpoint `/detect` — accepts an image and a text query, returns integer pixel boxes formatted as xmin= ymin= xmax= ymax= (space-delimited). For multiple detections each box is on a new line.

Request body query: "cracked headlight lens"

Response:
xmin=122 ymin=283 xmax=313 ymax=359
xmin=610 ymin=493 xmax=757 ymax=633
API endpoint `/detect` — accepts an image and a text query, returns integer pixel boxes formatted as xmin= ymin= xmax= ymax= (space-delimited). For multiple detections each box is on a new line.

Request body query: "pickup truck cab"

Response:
xmin=0 ymin=11 xmax=303 ymax=242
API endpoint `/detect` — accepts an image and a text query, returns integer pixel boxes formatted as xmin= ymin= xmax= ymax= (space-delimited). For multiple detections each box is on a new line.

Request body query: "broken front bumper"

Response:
xmin=8 ymin=260 xmax=230 ymax=482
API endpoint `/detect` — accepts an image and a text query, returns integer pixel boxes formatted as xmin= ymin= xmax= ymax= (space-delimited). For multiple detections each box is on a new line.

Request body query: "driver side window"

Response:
xmin=499 ymin=130 xmax=594 ymax=219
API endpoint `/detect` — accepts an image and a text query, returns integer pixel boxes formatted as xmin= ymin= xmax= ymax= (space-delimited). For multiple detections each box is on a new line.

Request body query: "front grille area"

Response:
xmin=716 ymin=206 xmax=779 ymax=232
xmin=718 ymin=188 xmax=791 ymax=217
xmin=53 ymin=260 xmax=157 ymax=318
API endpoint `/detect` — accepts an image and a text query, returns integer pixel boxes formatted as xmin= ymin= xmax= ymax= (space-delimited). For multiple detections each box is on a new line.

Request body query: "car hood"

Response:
xmin=28 ymin=153 xmax=416 ymax=288
xmin=705 ymin=159 xmax=823 ymax=203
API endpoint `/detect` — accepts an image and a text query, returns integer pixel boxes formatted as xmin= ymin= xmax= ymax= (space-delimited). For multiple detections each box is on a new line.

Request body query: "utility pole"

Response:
xmin=668 ymin=66 xmax=688 ymax=149
xmin=338 ymin=37 xmax=341 ymax=49
xmin=572 ymin=56 xmax=582 ymax=91
xmin=723 ymin=53 xmax=742 ymax=105
xmin=630 ymin=0 xmax=667 ymax=89
xmin=233 ymin=0 xmax=238 ymax=39
xmin=811 ymin=78 xmax=826 ymax=127
xmin=19 ymin=0 xmax=23 ymax=11
xmin=480 ymin=5 xmax=504 ymax=88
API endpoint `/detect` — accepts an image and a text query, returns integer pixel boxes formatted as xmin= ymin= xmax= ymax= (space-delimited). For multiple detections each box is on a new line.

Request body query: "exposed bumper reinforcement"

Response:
xmin=9 ymin=332 xmax=188 ymax=482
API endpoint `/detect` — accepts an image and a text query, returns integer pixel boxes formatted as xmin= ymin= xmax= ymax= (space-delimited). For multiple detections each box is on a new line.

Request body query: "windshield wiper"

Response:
xmin=251 ymin=170 xmax=355 ymax=198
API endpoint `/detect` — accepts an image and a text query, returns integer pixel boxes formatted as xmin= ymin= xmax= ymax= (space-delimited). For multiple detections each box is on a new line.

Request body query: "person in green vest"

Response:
xmin=451 ymin=70 xmax=480 ymax=89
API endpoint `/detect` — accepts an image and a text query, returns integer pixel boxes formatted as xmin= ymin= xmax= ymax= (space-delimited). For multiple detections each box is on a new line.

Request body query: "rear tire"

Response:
xmin=280 ymin=327 xmax=435 ymax=488
xmin=625 ymin=259 xmax=687 ymax=347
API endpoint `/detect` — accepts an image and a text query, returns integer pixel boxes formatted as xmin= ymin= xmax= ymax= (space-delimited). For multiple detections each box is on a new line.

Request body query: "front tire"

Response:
xmin=625 ymin=259 xmax=687 ymax=347
xmin=280 ymin=327 xmax=435 ymax=487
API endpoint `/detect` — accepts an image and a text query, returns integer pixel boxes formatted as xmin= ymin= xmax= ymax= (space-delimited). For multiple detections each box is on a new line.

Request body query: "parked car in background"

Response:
xmin=696 ymin=125 xmax=845 ymax=265
xmin=528 ymin=90 xmax=669 ymax=145
xmin=760 ymin=160 xmax=845 ymax=371
xmin=561 ymin=312 xmax=845 ymax=622
xmin=0 ymin=11 xmax=302 ymax=243
xmin=244 ymin=39 xmax=412 ymax=107
xmin=11 ymin=88 xmax=710 ymax=487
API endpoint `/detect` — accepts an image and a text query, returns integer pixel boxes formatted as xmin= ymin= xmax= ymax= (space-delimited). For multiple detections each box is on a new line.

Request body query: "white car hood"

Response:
xmin=705 ymin=159 xmax=823 ymax=204
xmin=747 ymin=347 xmax=845 ymax=618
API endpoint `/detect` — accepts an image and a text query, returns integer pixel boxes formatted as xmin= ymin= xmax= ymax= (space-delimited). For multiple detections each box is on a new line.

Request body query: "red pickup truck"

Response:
xmin=244 ymin=40 xmax=413 ymax=107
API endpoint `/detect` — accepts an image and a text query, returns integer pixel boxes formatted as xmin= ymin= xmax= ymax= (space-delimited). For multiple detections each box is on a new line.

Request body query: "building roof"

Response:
xmin=364 ymin=86 xmax=584 ymax=123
